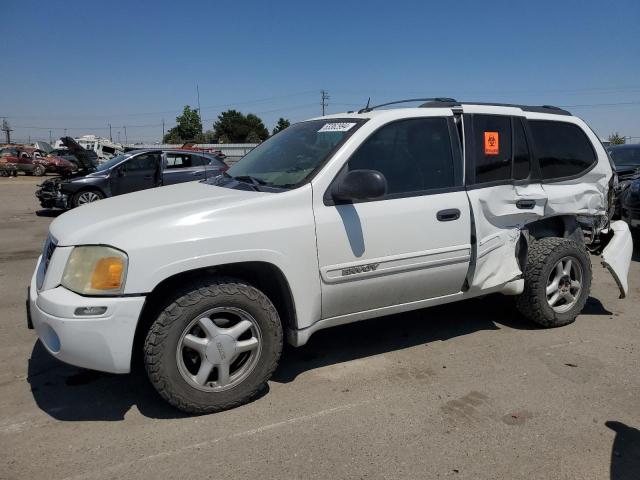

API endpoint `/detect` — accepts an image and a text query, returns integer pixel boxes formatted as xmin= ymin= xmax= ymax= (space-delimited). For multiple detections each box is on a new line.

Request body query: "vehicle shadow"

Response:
xmin=27 ymin=341 xmax=194 ymax=421
xmin=35 ymin=209 xmax=64 ymax=218
xmin=606 ymin=421 xmax=640 ymax=479
xmin=273 ymin=293 xmax=543 ymax=384
xmin=27 ymin=293 xmax=612 ymax=420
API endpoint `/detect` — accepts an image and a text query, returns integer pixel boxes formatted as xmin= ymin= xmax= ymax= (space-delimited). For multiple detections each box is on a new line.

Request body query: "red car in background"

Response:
xmin=37 ymin=152 xmax=77 ymax=175
xmin=0 ymin=146 xmax=76 ymax=176
xmin=0 ymin=147 xmax=46 ymax=176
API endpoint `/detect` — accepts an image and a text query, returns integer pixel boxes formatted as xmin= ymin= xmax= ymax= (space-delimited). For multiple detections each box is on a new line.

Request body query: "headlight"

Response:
xmin=61 ymin=246 xmax=128 ymax=295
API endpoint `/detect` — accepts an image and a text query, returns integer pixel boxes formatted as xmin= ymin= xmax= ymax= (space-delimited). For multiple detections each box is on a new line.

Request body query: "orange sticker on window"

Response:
xmin=484 ymin=131 xmax=499 ymax=155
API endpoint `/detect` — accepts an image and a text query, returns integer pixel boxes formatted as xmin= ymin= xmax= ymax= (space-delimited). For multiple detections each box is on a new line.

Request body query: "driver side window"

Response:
xmin=346 ymin=117 xmax=457 ymax=196
xmin=126 ymin=153 xmax=159 ymax=172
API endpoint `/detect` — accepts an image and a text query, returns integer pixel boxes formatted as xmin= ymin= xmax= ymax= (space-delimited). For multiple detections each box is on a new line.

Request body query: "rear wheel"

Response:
xmin=33 ymin=164 xmax=46 ymax=176
xmin=72 ymin=189 xmax=103 ymax=207
xmin=516 ymin=237 xmax=592 ymax=328
xmin=144 ymin=277 xmax=283 ymax=414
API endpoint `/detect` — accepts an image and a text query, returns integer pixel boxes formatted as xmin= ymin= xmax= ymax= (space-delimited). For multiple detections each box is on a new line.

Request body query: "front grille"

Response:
xmin=42 ymin=235 xmax=57 ymax=275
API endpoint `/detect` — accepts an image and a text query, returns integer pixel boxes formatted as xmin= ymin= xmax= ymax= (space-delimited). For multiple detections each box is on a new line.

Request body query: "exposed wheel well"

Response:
xmin=517 ymin=215 xmax=585 ymax=270
xmin=130 ymin=262 xmax=297 ymax=371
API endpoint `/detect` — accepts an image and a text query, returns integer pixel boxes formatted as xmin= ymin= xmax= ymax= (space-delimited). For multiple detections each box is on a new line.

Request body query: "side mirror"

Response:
xmin=116 ymin=166 xmax=125 ymax=177
xmin=331 ymin=169 xmax=387 ymax=202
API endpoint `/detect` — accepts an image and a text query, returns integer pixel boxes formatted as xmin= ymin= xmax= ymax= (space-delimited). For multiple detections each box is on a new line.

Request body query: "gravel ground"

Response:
xmin=1 ymin=176 xmax=638 ymax=480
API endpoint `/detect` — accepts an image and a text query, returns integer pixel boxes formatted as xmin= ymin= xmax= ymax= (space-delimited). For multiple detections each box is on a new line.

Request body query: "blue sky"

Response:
xmin=2 ymin=0 xmax=639 ymax=143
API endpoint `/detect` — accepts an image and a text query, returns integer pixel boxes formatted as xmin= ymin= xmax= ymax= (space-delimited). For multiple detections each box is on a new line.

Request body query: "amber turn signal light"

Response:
xmin=90 ymin=256 xmax=125 ymax=290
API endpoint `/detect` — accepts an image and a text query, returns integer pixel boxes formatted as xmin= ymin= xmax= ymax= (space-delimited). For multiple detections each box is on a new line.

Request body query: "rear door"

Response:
xmin=313 ymin=115 xmax=471 ymax=319
xmin=463 ymin=110 xmax=547 ymax=292
xmin=163 ymin=152 xmax=201 ymax=185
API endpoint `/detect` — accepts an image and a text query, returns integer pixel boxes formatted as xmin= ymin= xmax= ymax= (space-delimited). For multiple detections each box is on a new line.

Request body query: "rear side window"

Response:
xmin=166 ymin=153 xmax=193 ymax=169
xmin=529 ymin=121 xmax=596 ymax=180
xmin=473 ymin=115 xmax=512 ymax=183
xmin=347 ymin=117 xmax=456 ymax=196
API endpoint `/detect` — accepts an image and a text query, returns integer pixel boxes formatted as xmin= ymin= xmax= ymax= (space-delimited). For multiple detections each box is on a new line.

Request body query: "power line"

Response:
xmin=4 ymin=90 xmax=319 ymax=119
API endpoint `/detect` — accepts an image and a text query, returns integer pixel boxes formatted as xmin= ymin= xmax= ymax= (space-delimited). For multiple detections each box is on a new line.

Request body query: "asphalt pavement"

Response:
xmin=1 ymin=176 xmax=639 ymax=480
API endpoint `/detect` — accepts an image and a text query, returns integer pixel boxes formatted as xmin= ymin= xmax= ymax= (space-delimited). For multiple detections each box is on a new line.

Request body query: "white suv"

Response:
xmin=28 ymin=99 xmax=633 ymax=413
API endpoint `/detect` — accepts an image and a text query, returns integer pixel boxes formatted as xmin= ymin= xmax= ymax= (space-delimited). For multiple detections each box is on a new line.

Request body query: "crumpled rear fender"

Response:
xmin=601 ymin=220 xmax=633 ymax=299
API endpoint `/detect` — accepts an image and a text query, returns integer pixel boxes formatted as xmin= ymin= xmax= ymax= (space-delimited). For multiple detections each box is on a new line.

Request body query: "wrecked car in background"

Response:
xmin=0 ymin=147 xmax=46 ymax=176
xmin=35 ymin=146 xmax=228 ymax=209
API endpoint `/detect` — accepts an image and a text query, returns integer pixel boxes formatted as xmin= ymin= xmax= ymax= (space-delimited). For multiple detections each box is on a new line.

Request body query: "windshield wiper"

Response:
xmin=222 ymin=172 xmax=269 ymax=191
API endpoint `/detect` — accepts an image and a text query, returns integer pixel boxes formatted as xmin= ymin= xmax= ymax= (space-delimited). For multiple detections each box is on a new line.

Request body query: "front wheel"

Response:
xmin=72 ymin=189 xmax=103 ymax=207
xmin=144 ymin=278 xmax=283 ymax=414
xmin=516 ymin=237 xmax=592 ymax=328
xmin=33 ymin=164 xmax=46 ymax=176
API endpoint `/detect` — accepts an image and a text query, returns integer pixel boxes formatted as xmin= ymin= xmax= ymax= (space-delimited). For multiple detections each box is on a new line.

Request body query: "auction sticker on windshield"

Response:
xmin=318 ymin=122 xmax=357 ymax=133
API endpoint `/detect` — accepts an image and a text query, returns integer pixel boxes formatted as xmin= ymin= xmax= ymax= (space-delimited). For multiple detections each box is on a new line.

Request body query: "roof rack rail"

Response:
xmin=358 ymin=98 xmax=457 ymax=113
xmin=419 ymin=100 xmax=571 ymax=116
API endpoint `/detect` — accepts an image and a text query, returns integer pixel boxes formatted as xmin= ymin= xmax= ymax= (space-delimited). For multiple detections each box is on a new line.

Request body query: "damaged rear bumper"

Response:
xmin=601 ymin=220 xmax=633 ymax=299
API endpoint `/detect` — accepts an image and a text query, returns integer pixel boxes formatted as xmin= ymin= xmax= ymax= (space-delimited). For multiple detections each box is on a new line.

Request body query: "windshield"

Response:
xmin=95 ymin=153 xmax=130 ymax=172
xmin=227 ymin=119 xmax=363 ymax=188
xmin=610 ymin=147 xmax=640 ymax=167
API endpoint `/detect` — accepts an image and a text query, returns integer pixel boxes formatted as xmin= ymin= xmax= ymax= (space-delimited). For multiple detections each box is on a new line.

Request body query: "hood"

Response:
xmin=49 ymin=182 xmax=271 ymax=247
xmin=33 ymin=141 xmax=53 ymax=153
xmin=60 ymin=136 xmax=98 ymax=170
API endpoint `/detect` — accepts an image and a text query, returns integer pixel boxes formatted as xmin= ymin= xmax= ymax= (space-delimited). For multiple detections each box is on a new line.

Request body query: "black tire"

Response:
xmin=516 ymin=237 xmax=592 ymax=328
xmin=33 ymin=164 xmax=46 ymax=176
xmin=72 ymin=189 xmax=103 ymax=208
xmin=143 ymin=277 xmax=283 ymax=414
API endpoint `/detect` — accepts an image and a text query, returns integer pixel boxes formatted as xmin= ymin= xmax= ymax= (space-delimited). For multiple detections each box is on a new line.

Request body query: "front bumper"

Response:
xmin=35 ymin=187 xmax=69 ymax=209
xmin=28 ymin=265 xmax=146 ymax=373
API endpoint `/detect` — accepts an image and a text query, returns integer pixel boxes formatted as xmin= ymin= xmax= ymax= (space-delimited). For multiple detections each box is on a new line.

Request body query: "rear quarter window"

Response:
xmin=529 ymin=120 xmax=596 ymax=180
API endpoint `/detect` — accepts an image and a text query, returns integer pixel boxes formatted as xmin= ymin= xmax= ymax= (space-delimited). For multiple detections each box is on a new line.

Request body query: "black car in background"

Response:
xmin=608 ymin=144 xmax=640 ymax=218
xmin=612 ymin=144 xmax=640 ymax=229
xmin=36 ymin=148 xmax=228 ymax=209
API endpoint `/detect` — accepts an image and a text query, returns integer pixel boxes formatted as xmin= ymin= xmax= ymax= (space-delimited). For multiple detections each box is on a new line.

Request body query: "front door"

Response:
xmin=112 ymin=152 xmax=161 ymax=195
xmin=313 ymin=116 xmax=472 ymax=320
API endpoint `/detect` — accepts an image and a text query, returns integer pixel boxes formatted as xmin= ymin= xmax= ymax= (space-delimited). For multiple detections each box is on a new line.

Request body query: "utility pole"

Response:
xmin=321 ymin=90 xmax=329 ymax=116
xmin=123 ymin=126 xmax=127 ymax=145
xmin=162 ymin=118 xmax=165 ymax=142
xmin=1 ymin=118 xmax=13 ymax=143
xmin=109 ymin=123 xmax=112 ymax=142
xmin=196 ymin=84 xmax=201 ymax=118
xmin=64 ymin=128 xmax=67 ymax=137
xmin=49 ymin=130 xmax=52 ymax=144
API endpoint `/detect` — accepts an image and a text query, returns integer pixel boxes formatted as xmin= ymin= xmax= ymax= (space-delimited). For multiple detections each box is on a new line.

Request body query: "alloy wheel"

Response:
xmin=176 ymin=307 xmax=262 ymax=392
xmin=546 ymin=256 xmax=583 ymax=313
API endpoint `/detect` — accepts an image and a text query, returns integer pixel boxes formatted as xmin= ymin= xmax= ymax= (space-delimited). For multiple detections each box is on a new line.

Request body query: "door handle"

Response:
xmin=192 ymin=171 xmax=204 ymax=175
xmin=437 ymin=209 xmax=461 ymax=222
xmin=516 ymin=199 xmax=536 ymax=210
xmin=143 ymin=175 xmax=153 ymax=179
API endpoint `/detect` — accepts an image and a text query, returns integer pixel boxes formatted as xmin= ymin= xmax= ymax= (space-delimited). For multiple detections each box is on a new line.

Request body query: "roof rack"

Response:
xmin=358 ymin=98 xmax=457 ymax=113
xmin=419 ymin=100 xmax=571 ymax=116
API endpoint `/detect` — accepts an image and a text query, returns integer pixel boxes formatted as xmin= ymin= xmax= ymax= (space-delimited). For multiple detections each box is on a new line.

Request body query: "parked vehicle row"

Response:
xmin=35 ymin=147 xmax=229 ymax=208
xmin=0 ymin=144 xmax=78 ymax=177
xmin=28 ymin=99 xmax=633 ymax=414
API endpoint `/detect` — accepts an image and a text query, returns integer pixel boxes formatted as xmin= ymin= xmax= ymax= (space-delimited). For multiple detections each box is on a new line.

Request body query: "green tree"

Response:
xmin=272 ymin=117 xmax=290 ymax=135
xmin=213 ymin=110 xmax=269 ymax=143
xmin=608 ymin=132 xmax=626 ymax=145
xmin=163 ymin=105 xmax=203 ymax=143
